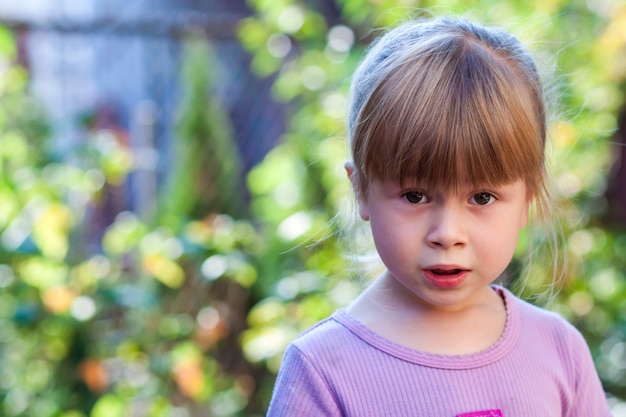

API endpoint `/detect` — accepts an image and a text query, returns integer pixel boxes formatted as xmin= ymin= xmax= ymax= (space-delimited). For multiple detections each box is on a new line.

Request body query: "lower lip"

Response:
xmin=424 ymin=270 xmax=469 ymax=289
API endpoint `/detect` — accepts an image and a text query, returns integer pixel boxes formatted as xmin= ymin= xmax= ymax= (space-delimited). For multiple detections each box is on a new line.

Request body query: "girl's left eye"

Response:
xmin=470 ymin=192 xmax=495 ymax=206
xmin=402 ymin=191 xmax=428 ymax=204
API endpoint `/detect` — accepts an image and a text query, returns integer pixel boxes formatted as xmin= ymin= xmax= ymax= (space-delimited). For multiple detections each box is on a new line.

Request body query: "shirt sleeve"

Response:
xmin=266 ymin=343 xmax=343 ymax=417
xmin=568 ymin=328 xmax=612 ymax=417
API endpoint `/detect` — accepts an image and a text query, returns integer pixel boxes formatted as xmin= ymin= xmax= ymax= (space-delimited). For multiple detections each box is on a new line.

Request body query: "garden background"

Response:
xmin=1 ymin=0 xmax=626 ymax=415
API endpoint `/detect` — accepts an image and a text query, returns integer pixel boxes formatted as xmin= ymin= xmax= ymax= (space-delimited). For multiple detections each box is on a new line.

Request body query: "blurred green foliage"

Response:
xmin=160 ymin=37 xmax=245 ymax=226
xmin=0 ymin=0 xmax=626 ymax=415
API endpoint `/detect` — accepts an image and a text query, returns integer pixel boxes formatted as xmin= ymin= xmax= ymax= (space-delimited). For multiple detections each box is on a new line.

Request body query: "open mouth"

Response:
xmin=430 ymin=269 xmax=464 ymax=276
xmin=424 ymin=268 xmax=469 ymax=288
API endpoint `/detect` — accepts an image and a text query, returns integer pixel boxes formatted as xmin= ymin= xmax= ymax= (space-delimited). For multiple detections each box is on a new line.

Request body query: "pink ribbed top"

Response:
xmin=267 ymin=287 xmax=611 ymax=416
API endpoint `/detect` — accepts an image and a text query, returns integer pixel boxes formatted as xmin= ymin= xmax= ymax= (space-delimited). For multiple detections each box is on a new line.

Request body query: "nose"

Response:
xmin=426 ymin=203 xmax=467 ymax=249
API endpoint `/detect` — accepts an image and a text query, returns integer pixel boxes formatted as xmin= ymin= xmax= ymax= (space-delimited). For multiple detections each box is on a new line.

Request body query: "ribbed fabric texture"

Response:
xmin=267 ymin=287 xmax=611 ymax=417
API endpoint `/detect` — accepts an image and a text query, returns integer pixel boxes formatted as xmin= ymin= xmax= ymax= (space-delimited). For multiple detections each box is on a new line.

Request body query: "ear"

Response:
xmin=345 ymin=161 xmax=370 ymax=221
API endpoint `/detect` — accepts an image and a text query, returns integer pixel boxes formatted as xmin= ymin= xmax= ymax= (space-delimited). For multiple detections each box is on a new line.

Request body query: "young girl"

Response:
xmin=267 ymin=16 xmax=611 ymax=416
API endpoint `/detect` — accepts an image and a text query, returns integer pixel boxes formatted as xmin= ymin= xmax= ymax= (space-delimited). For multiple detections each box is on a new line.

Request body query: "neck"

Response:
xmin=346 ymin=272 xmax=507 ymax=355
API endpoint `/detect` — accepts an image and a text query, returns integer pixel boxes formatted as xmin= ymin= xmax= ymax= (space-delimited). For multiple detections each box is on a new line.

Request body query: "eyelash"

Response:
xmin=400 ymin=191 xmax=497 ymax=205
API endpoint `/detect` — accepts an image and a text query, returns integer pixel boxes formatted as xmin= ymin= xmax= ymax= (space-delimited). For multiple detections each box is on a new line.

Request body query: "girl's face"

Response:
xmin=353 ymin=170 xmax=530 ymax=312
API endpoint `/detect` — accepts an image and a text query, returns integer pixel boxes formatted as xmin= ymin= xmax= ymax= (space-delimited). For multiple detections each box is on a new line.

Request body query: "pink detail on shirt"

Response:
xmin=457 ymin=410 xmax=503 ymax=417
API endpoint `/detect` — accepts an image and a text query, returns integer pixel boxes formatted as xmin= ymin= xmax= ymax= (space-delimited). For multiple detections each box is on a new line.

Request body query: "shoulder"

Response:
xmin=290 ymin=309 xmax=361 ymax=355
xmin=280 ymin=308 xmax=387 ymax=379
xmin=511 ymin=292 xmax=575 ymax=330
xmin=505 ymin=289 xmax=590 ymax=355
xmin=268 ymin=310 xmax=367 ymax=415
xmin=268 ymin=315 xmax=349 ymax=417
xmin=504 ymin=291 xmax=611 ymax=415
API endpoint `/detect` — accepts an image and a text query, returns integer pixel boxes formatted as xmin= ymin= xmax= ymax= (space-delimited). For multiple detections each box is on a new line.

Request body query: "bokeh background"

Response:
xmin=0 ymin=0 xmax=625 ymax=415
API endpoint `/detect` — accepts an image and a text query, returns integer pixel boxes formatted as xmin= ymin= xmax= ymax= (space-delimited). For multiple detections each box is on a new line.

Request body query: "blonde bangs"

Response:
xmin=352 ymin=33 xmax=546 ymax=195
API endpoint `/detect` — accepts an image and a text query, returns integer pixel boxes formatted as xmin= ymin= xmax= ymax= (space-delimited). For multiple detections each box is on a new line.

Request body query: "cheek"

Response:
xmin=369 ymin=215 xmax=414 ymax=260
xmin=473 ymin=210 xmax=525 ymax=257
xmin=519 ymin=204 xmax=529 ymax=228
xmin=482 ymin=220 xmax=524 ymax=263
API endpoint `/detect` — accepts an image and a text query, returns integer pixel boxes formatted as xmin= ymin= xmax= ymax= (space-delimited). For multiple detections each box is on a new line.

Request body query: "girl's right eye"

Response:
xmin=402 ymin=191 xmax=427 ymax=204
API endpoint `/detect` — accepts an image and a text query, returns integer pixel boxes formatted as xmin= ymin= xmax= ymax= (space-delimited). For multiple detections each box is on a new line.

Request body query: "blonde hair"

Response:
xmin=346 ymin=17 xmax=559 ymax=293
